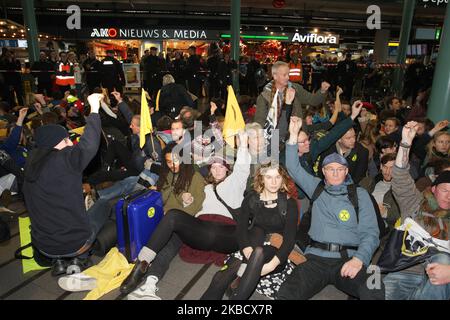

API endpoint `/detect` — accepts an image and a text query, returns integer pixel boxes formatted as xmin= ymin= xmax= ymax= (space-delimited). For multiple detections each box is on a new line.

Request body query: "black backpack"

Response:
xmin=296 ymin=181 xmax=388 ymax=251
xmin=247 ymin=191 xmax=288 ymax=230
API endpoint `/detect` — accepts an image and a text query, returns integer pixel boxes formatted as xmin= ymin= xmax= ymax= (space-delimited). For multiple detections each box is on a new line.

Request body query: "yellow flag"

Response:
xmin=70 ymin=126 xmax=85 ymax=136
xmin=223 ymin=85 xmax=245 ymax=148
xmin=140 ymin=89 xmax=153 ymax=148
xmin=155 ymin=89 xmax=160 ymax=112
xmin=83 ymin=248 xmax=134 ymax=300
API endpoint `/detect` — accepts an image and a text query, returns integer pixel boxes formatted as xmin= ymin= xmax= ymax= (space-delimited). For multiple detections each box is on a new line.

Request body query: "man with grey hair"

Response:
xmin=254 ymin=61 xmax=330 ymax=145
xmin=158 ymin=73 xmax=194 ymax=118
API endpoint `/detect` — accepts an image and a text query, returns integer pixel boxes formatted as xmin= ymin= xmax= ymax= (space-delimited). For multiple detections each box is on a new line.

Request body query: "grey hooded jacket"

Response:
xmin=286 ymin=143 xmax=380 ymax=266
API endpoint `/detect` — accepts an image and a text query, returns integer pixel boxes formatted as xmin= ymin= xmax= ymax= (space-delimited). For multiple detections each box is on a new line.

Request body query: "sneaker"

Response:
xmin=127 ymin=276 xmax=161 ymax=300
xmin=58 ymin=273 xmax=97 ymax=292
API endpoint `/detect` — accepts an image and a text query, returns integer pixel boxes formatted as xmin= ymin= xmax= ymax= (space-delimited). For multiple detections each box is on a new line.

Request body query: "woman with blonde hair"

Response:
xmin=423 ymin=131 xmax=450 ymax=176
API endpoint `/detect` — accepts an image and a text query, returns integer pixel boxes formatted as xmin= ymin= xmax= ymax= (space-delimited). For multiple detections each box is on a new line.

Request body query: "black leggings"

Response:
xmin=201 ymin=227 xmax=286 ymax=300
xmin=146 ymin=209 xmax=239 ymax=255
xmin=230 ymin=245 xmax=285 ymax=300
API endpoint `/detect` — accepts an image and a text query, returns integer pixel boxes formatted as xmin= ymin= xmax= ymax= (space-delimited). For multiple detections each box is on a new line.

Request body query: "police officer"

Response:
xmin=185 ymin=46 xmax=202 ymax=98
xmin=311 ymin=54 xmax=327 ymax=93
xmin=83 ymin=50 xmax=102 ymax=94
xmin=100 ymin=50 xmax=125 ymax=94
xmin=278 ymin=116 xmax=384 ymax=300
xmin=144 ymin=47 xmax=161 ymax=99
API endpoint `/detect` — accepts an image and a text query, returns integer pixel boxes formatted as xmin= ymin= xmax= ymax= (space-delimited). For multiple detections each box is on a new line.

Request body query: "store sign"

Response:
xmin=89 ymin=28 xmax=210 ymax=40
xmin=291 ymin=33 xmax=339 ymax=44
xmin=421 ymin=0 xmax=448 ymax=6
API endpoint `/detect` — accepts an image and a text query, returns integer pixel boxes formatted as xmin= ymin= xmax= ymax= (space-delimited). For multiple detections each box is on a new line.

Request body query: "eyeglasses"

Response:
xmin=297 ymin=140 xmax=310 ymax=145
xmin=323 ymin=167 xmax=346 ymax=174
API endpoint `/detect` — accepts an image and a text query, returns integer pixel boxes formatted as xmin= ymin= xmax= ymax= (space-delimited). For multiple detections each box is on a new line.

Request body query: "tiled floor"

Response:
xmin=0 ymin=199 xmax=348 ymax=301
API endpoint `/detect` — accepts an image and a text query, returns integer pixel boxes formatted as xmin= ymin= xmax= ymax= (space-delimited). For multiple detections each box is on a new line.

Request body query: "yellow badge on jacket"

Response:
xmin=352 ymin=154 xmax=358 ymax=162
xmin=339 ymin=210 xmax=351 ymax=222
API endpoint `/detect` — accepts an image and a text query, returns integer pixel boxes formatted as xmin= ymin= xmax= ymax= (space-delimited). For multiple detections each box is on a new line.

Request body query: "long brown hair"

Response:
xmin=156 ymin=142 xmax=196 ymax=195
xmin=253 ymin=162 xmax=290 ymax=194
xmin=205 ymin=167 xmax=231 ymax=186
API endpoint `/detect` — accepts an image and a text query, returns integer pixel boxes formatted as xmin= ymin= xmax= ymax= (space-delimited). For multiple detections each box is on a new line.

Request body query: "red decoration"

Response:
xmin=272 ymin=0 xmax=286 ymax=8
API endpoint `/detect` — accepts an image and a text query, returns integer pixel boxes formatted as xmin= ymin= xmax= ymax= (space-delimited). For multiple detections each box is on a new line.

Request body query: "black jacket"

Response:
xmin=117 ymin=101 xmax=162 ymax=167
xmin=319 ymin=142 xmax=369 ymax=185
xmin=23 ymin=113 xmax=101 ymax=255
xmin=100 ymin=56 xmax=125 ymax=88
xmin=83 ymin=58 xmax=102 ymax=88
xmin=31 ymin=60 xmax=54 ymax=84
xmin=159 ymin=83 xmax=194 ymax=118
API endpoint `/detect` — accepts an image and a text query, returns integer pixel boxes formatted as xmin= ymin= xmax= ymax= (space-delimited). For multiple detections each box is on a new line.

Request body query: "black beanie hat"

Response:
xmin=432 ymin=170 xmax=450 ymax=187
xmin=35 ymin=124 xmax=69 ymax=148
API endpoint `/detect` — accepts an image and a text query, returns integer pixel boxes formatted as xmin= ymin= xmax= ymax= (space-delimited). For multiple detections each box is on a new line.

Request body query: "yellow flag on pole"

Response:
xmin=140 ymin=89 xmax=153 ymax=148
xmin=223 ymin=85 xmax=245 ymax=148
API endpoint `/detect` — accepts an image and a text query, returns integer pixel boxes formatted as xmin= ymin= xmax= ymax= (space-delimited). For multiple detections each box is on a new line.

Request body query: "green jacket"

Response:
xmin=161 ymin=170 xmax=206 ymax=216
xmin=254 ymin=82 xmax=327 ymax=126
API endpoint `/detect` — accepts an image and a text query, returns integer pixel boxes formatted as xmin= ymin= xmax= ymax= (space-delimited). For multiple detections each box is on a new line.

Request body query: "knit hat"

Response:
xmin=35 ymin=124 xmax=69 ymax=148
xmin=322 ymin=152 xmax=349 ymax=167
xmin=208 ymin=155 xmax=231 ymax=171
xmin=432 ymin=171 xmax=450 ymax=186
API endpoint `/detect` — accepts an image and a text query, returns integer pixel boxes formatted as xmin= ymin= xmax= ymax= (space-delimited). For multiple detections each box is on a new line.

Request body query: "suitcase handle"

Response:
xmin=121 ymin=189 xmax=151 ymax=262
xmin=124 ymin=189 xmax=149 ymax=202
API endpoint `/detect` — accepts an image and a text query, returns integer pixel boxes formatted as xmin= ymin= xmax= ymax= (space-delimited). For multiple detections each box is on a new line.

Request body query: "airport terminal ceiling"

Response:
xmin=0 ymin=1 xmax=446 ymax=42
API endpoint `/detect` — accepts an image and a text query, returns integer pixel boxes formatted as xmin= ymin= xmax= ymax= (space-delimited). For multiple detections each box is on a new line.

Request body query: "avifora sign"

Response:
xmin=291 ymin=33 xmax=339 ymax=44
xmin=90 ymin=28 xmax=210 ymax=39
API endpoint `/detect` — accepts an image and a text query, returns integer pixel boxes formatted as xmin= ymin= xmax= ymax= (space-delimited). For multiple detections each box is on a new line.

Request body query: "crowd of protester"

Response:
xmin=0 ymin=43 xmax=448 ymax=301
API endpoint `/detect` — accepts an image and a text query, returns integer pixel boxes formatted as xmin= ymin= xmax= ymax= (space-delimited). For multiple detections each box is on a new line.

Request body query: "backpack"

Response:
xmin=296 ymin=181 xmax=387 ymax=251
xmin=215 ymin=189 xmax=289 ymax=229
xmin=246 ymin=191 xmax=288 ymax=230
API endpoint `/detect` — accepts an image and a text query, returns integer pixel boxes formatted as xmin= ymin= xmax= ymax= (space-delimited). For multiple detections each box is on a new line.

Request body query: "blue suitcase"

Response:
xmin=115 ymin=190 xmax=164 ymax=262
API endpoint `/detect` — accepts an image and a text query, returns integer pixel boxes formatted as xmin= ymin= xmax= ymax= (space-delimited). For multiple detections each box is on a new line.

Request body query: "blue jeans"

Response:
xmin=383 ymin=253 xmax=450 ymax=300
xmin=97 ymin=171 xmax=159 ymax=201
xmin=97 ymin=176 xmax=140 ymax=201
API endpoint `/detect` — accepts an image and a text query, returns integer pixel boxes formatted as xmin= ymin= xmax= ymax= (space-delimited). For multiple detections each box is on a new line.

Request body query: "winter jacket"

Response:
xmin=392 ymin=165 xmax=449 ymax=239
xmin=23 ymin=113 xmax=101 ymax=255
xmin=286 ymin=143 xmax=380 ymax=266
xmin=161 ymin=170 xmax=206 ymax=216
xmin=319 ymin=142 xmax=369 ymax=185
xmin=117 ymin=101 xmax=162 ymax=170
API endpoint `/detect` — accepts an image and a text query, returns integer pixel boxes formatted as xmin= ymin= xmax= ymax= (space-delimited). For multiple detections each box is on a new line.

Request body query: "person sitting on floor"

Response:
xmin=22 ymin=93 xmax=112 ymax=276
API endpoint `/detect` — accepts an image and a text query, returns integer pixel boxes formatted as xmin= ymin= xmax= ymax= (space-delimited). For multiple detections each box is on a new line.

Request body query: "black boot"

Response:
xmin=51 ymin=259 xmax=69 ymax=277
xmin=66 ymin=257 xmax=92 ymax=275
xmin=120 ymin=260 xmax=149 ymax=295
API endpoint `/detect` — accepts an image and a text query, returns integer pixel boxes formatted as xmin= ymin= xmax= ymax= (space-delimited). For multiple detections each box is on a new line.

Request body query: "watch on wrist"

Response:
xmin=400 ymin=141 xmax=412 ymax=148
